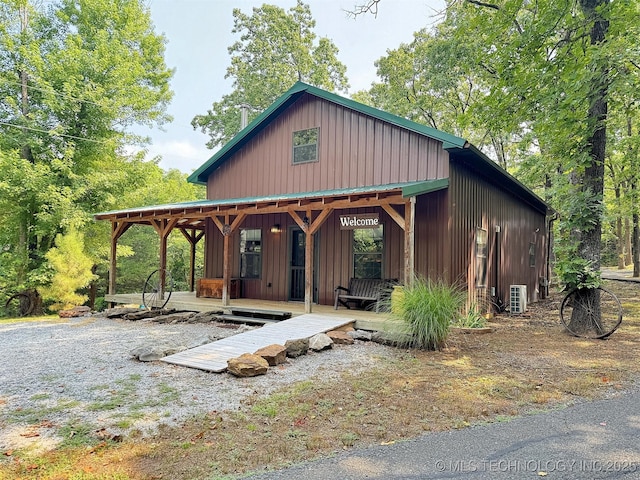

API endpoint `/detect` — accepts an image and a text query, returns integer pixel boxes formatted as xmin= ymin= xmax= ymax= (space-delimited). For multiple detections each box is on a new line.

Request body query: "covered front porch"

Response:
xmin=105 ymin=290 xmax=391 ymax=331
xmin=95 ymin=180 xmax=449 ymax=315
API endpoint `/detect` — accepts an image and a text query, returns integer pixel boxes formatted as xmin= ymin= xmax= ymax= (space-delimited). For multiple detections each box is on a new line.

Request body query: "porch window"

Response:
xmin=292 ymin=127 xmax=319 ymax=164
xmin=475 ymin=227 xmax=488 ymax=287
xmin=240 ymin=228 xmax=261 ymax=278
xmin=353 ymin=225 xmax=383 ymax=279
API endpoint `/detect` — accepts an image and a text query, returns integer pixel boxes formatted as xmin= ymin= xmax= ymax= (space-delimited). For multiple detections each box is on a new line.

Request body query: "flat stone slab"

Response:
xmin=161 ymin=314 xmax=355 ymax=372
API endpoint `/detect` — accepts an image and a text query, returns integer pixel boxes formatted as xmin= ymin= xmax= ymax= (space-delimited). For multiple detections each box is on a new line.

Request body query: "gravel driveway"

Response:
xmin=0 ymin=315 xmax=390 ymax=452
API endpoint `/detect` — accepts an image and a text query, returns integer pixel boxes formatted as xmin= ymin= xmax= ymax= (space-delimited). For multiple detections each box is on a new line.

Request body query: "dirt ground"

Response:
xmin=3 ymin=279 xmax=639 ymax=480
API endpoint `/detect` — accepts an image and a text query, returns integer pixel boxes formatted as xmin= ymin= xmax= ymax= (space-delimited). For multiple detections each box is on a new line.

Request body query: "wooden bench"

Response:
xmin=334 ymin=278 xmax=396 ymax=313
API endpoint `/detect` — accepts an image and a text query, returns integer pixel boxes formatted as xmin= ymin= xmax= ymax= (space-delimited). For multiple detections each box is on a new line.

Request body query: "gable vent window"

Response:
xmin=292 ymin=127 xmax=319 ymax=164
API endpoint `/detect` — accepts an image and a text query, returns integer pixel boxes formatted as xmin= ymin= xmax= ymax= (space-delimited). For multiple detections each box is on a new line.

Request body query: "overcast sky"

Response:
xmin=139 ymin=0 xmax=445 ymax=173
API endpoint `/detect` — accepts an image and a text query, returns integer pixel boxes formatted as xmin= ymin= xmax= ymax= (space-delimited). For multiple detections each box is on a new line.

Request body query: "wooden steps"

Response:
xmin=161 ymin=313 xmax=355 ymax=372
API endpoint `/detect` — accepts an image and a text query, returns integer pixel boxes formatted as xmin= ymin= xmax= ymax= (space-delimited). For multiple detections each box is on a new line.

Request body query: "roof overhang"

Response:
xmin=187 ymin=81 xmax=466 ymax=185
xmin=94 ymin=180 xmax=448 ymax=230
xmin=444 ymin=143 xmax=550 ymax=215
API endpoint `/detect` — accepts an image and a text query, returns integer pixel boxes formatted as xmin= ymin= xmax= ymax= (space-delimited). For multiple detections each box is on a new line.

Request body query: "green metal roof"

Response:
xmin=187 ymin=81 xmax=467 ymax=185
xmin=94 ymin=180 xmax=446 ymax=219
xmin=177 ymin=81 xmax=548 ymax=215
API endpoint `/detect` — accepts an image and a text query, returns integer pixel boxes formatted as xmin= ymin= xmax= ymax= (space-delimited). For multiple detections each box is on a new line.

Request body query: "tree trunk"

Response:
xmin=614 ymin=186 xmax=625 ymax=269
xmin=567 ymin=287 xmax=605 ymax=336
xmin=624 ymin=217 xmax=632 ymax=267
xmin=571 ymin=0 xmax=609 ymax=331
xmin=88 ymin=265 xmax=98 ymax=309
xmin=633 ymin=210 xmax=639 ymax=277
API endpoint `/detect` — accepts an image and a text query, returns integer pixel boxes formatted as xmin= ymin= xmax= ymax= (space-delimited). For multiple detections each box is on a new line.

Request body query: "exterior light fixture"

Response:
xmin=270 ymin=224 xmax=281 ymax=233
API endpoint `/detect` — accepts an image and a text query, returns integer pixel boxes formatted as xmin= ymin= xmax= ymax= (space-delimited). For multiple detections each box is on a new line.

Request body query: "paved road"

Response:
xmin=244 ymin=386 xmax=640 ymax=479
xmin=602 ymin=268 xmax=640 ymax=283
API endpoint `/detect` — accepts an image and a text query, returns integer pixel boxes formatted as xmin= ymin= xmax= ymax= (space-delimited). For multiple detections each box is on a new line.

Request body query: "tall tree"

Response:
xmin=355 ymin=0 xmax=639 ymax=333
xmin=0 ymin=0 xmax=174 ymax=302
xmin=192 ymin=0 xmax=349 ymax=149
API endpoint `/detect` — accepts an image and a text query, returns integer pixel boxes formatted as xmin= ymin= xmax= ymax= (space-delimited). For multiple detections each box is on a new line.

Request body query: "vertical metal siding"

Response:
xmin=448 ymin=162 xmax=547 ymax=307
xmin=206 ymin=94 xmax=449 ymax=199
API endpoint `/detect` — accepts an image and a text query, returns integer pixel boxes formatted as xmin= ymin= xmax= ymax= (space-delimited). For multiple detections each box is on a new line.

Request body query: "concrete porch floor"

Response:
xmin=105 ymin=291 xmax=391 ymax=331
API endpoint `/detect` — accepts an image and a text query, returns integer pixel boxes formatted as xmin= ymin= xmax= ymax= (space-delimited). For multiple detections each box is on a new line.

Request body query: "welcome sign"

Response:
xmin=339 ymin=213 xmax=380 ymax=230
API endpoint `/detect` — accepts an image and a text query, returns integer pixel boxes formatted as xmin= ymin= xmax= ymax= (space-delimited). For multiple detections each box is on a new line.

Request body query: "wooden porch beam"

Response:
xmin=309 ymin=207 xmax=333 ymax=235
xmin=288 ymin=210 xmax=308 ymax=233
xmin=180 ymin=228 xmax=205 ymax=292
xmin=210 ymin=215 xmax=225 ymax=234
xmin=381 ymin=204 xmax=405 ymax=230
xmin=404 ymin=197 xmax=416 ymax=286
xmin=209 ymin=213 xmax=247 ymax=306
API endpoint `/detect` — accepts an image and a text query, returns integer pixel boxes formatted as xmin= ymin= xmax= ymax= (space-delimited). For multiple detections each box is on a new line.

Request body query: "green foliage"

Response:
xmin=192 ymin=0 xmax=349 ymax=149
xmin=388 ymin=277 xmax=466 ymax=351
xmin=363 ymin=0 xmax=640 ymax=287
xmin=454 ymin=303 xmax=487 ymax=329
xmin=41 ymin=228 xmax=97 ymax=310
xmin=0 ymin=0 xmax=174 ymax=295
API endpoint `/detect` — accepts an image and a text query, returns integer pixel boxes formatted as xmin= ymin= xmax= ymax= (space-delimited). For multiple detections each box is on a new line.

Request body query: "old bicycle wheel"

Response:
xmin=4 ymin=292 xmax=34 ymax=317
xmin=560 ymin=286 xmax=622 ymax=339
xmin=142 ymin=269 xmax=173 ymax=310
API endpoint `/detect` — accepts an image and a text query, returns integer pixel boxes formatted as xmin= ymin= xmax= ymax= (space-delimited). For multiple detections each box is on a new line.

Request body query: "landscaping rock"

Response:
xmin=349 ymin=329 xmax=372 ymax=341
xmin=130 ymin=341 xmax=186 ymax=362
xmin=153 ymin=311 xmax=196 ymax=324
xmin=190 ymin=310 xmax=225 ymax=323
xmin=254 ymin=344 xmax=287 ymax=366
xmin=187 ymin=335 xmax=217 ymax=349
xmin=284 ymin=338 xmax=309 ymax=358
xmin=124 ymin=309 xmax=175 ymax=321
xmin=104 ymin=307 xmax=141 ymax=318
xmin=227 ymin=353 xmax=269 ymax=377
xmin=309 ymin=333 xmax=333 ymax=351
xmin=371 ymin=330 xmax=411 ymax=346
xmin=333 ymin=323 xmax=356 ymax=332
xmin=327 ymin=330 xmax=354 ymax=345
xmin=58 ymin=306 xmax=92 ymax=318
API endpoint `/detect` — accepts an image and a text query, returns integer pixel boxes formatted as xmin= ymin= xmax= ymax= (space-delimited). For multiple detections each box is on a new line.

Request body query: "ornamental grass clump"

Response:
xmin=389 ymin=277 xmax=466 ymax=350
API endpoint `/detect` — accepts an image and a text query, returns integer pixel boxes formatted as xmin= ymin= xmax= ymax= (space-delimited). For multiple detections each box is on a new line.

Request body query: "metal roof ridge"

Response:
xmin=186 ymin=81 xmax=467 ymax=185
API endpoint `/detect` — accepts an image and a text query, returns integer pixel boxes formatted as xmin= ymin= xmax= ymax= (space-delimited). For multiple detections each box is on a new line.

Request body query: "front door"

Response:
xmin=289 ymin=227 xmax=320 ymax=302
xmin=289 ymin=228 xmax=305 ymax=301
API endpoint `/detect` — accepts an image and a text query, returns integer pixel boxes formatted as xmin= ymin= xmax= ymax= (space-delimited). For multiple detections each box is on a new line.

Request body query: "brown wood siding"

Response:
xmin=448 ymin=162 xmax=547 ymax=308
xmin=206 ymin=94 xmax=449 ymax=199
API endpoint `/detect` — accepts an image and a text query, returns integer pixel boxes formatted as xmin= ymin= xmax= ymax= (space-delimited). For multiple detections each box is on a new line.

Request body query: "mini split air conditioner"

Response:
xmin=510 ymin=285 xmax=527 ymax=314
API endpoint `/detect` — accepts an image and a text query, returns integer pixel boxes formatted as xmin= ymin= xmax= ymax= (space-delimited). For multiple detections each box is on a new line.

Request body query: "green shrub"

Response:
xmin=454 ymin=303 xmax=487 ymax=328
xmin=388 ymin=276 xmax=466 ymax=350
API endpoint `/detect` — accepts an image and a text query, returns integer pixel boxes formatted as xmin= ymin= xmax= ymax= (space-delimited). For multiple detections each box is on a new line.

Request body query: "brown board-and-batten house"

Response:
xmin=96 ymin=81 xmax=551 ymax=315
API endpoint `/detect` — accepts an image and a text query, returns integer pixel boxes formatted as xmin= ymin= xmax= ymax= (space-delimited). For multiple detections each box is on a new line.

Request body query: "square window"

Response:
xmin=353 ymin=226 xmax=383 ymax=279
xmin=293 ymin=127 xmax=319 ymax=164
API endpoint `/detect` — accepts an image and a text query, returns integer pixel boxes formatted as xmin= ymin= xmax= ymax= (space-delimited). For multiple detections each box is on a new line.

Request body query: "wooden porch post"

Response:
xmin=109 ymin=224 xmax=118 ymax=296
xmin=304 ymin=228 xmax=314 ymax=313
xmin=404 ymin=197 xmax=416 ymax=286
xmin=222 ymin=217 xmax=230 ymax=306
xmin=108 ymin=221 xmax=132 ymax=297
xmin=180 ymin=228 xmax=204 ymax=292
xmin=210 ymin=214 xmax=246 ymax=307
xmin=150 ymin=218 xmax=179 ymax=299
xmin=289 ymin=208 xmax=333 ymax=314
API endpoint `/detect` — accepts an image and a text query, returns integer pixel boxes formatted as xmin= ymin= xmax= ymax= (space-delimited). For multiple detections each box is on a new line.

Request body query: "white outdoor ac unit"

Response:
xmin=510 ymin=285 xmax=527 ymax=314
